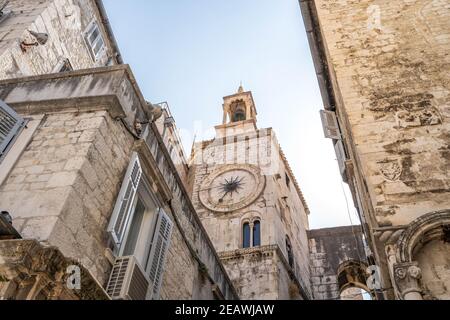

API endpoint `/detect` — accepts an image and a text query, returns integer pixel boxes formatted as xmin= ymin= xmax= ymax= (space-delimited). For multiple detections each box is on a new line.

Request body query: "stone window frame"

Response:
xmin=241 ymin=214 xmax=262 ymax=249
xmin=285 ymin=236 xmax=294 ymax=269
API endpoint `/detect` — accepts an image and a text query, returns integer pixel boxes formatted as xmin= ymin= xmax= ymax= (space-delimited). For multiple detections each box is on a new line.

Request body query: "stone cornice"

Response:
xmin=0 ymin=65 xmax=147 ymax=137
xmin=218 ymin=244 xmax=313 ymax=300
xmin=218 ymin=245 xmax=279 ymax=261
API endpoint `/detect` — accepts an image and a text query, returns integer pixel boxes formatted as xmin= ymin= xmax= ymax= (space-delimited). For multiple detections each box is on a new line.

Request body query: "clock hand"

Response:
xmin=219 ymin=190 xmax=230 ymax=202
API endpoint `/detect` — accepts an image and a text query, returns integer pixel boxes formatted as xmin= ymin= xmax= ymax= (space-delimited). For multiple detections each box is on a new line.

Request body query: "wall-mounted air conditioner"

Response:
xmin=106 ymin=256 xmax=151 ymax=300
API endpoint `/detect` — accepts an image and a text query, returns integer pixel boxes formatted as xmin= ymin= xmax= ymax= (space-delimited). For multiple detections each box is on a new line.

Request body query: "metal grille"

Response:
xmin=106 ymin=256 xmax=150 ymax=300
xmin=128 ymin=264 xmax=150 ymax=300
xmin=106 ymin=257 xmax=130 ymax=298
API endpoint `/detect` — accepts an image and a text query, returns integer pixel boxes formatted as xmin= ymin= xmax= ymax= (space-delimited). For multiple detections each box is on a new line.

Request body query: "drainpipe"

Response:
xmin=95 ymin=0 xmax=124 ymax=65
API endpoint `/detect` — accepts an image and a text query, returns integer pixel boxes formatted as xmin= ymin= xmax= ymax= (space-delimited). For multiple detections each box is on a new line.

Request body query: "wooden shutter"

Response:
xmin=0 ymin=100 xmax=24 ymax=158
xmin=147 ymin=208 xmax=173 ymax=299
xmin=320 ymin=110 xmax=341 ymax=140
xmin=334 ymin=140 xmax=347 ymax=176
xmin=108 ymin=152 xmax=143 ymax=252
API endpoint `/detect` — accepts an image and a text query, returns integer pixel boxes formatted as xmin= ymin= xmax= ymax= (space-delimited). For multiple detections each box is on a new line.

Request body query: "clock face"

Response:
xmin=199 ymin=164 xmax=265 ymax=213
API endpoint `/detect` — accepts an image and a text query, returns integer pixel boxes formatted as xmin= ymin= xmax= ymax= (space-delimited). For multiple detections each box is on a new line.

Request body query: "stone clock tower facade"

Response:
xmin=188 ymin=86 xmax=313 ymax=300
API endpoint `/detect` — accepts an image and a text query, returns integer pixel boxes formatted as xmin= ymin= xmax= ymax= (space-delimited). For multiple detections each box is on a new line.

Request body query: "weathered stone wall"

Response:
xmin=154 ymin=106 xmax=190 ymax=188
xmin=0 ymin=0 xmax=112 ymax=80
xmin=300 ymin=0 xmax=450 ymax=299
xmin=0 ymin=109 xmax=134 ymax=284
xmin=308 ymin=226 xmax=366 ymax=300
xmin=308 ymin=0 xmax=450 ymax=226
xmin=219 ymin=246 xmax=296 ymax=300
xmin=0 ymin=110 xmax=230 ymax=300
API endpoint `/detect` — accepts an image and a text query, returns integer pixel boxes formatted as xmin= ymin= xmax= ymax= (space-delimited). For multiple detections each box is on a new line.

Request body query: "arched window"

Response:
xmin=253 ymin=220 xmax=261 ymax=247
xmin=286 ymin=237 xmax=294 ymax=268
xmin=243 ymin=223 xmax=251 ymax=248
xmin=242 ymin=219 xmax=261 ymax=249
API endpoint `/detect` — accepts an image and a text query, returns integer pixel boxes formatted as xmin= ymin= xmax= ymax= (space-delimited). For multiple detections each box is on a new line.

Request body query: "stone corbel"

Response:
xmin=393 ymin=262 xmax=423 ymax=300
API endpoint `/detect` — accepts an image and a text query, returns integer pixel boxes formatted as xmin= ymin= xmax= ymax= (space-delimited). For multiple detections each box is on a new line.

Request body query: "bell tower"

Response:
xmin=216 ymin=85 xmax=258 ymax=137
xmin=189 ymin=85 xmax=313 ymax=300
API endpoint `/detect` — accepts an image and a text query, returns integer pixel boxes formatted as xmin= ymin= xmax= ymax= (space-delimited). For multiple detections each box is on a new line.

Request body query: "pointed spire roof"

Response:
xmin=238 ymin=82 xmax=244 ymax=93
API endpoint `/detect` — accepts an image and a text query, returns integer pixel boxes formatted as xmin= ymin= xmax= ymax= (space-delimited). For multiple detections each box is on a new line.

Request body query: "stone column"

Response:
xmin=0 ymin=280 xmax=18 ymax=300
xmin=393 ymin=262 xmax=423 ymax=300
xmin=223 ymin=108 xmax=228 ymax=124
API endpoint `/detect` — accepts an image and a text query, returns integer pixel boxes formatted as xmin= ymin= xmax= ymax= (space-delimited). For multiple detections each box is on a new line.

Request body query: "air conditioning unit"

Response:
xmin=106 ymin=256 xmax=152 ymax=300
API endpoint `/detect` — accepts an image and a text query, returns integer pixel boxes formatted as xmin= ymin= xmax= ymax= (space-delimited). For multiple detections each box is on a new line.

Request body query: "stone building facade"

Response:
xmin=0 ymin=0 xmax=237 ymax=300
xmin=0 ymin=0 xmax=121 ymax=79
xmin=299 ymin=0 xmax=450 ymax=300
xmin=308 ymin=226 xmax=369 ymax=300
xmin=0 ymin=0 xmax=373 ymax=301
xmin=188 ymin=86 xmax=313 ymax=300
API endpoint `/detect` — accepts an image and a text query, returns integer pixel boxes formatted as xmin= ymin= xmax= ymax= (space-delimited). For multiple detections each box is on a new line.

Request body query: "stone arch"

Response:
xmin=394 ymin=210 xmax=450 ymax=300
xmin=396 ymin=210 xmax=450 ymax=263
xmin=337 ymin=260 xmax=372 ymax=300
xmin=240 ymin=212 xmax=262 ymax=249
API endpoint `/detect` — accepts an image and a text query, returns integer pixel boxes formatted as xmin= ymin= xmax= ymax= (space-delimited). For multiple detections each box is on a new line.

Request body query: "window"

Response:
xmin=0 ymin=100 xmax=25 ymax=162
xmin=286 ymin=237 xmax=294 ymax=268
xmin=285 ymin=173 xmax=291 ymax=189
xmin=84 ymin=21 xmax=105 ymax=61
xmin=253 ymin=220 xmax=261 ymax=247
xmin=243 ymin=223 xmax=251 ymax=248
xmin=107 ymin=152 xmax=173 ymax=299
xmin=242 ymin=219 xmax=261 ymax=249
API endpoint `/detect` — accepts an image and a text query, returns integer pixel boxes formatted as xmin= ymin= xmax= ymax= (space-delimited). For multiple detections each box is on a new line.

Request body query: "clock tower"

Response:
xmin=188 ymin=86 xmax=312 ymax=300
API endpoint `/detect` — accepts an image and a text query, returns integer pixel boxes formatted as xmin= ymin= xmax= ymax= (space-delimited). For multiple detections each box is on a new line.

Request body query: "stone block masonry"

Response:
xmin=0 ymin=66 xmax=239 ymax=300
xmin=0 ymin=109 xmax=134 ymax=284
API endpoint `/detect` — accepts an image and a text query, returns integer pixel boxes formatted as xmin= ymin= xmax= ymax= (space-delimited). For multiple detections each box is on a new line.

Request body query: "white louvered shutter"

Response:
xmin=108 ymin=152 xmax=143 ymax=252
xmin=320 ymin=110 xmax=341 ymax=140
xmin=0 ymin=100 xmax=24 ymax=158
xmin=147 ymin=208 xmax=173 ymax=300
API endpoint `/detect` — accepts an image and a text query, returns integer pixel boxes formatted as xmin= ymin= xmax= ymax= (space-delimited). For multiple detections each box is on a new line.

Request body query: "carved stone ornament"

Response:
xmin=394 ymin=267 xmax=407 ymax=280
xmin=408 ymin=266 xmax=422 ymax=280
xmin=379 ymin=160 xmax=402 ymax=181
xmin=393 ymin=262 xmax=423 ymax=300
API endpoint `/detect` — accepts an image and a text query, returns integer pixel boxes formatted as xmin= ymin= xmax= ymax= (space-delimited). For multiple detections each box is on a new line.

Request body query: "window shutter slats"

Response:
xmin=147 ymin=208 xmax=173 ymax=300
xmin=320 ymin=110 xmax=341 ymax=140
xmin=334 ymin=140 xmax=347 ymax=176
xmin=108 ymin=152 xmax=143 ymax=251
xmin=84 ymin=21 xmax=105 ymax=61
xmin=0 ymin=100 xmax=24 ymax=158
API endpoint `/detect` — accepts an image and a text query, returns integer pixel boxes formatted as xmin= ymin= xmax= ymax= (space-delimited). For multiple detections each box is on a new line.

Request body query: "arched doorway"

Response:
xmin=395 ymin=210 xmax=450 ymax=300
xmin=340 ymin=287 xmax=373 ymax=300
xmin=337 ymin=260 xmax=374 ymax=300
